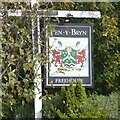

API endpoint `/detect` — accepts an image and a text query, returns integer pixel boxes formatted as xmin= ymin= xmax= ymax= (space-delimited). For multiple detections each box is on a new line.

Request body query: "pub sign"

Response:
xmin=46 ymin=24 xmax=93 ymax=87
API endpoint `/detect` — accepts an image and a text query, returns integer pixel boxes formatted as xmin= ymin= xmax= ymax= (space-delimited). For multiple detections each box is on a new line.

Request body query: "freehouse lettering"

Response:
xmin=55 ymin=78 xmax=78 ymax=83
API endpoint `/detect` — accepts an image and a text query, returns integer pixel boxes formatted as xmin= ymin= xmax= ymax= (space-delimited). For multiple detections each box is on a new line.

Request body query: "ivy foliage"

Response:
xmin=1 ymin=2 xmax=35 ymax=119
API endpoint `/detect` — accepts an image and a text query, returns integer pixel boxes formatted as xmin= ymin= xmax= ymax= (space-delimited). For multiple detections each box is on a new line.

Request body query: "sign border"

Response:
xmin=46 ymin=24 xmax=93 ymax=87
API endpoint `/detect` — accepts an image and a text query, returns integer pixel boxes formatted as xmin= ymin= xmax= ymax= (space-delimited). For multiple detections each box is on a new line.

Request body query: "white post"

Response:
xmin=31 ymin=0 xmax=42 ymax=119
xmin=34 ymin=16 xmax=42 ymax=119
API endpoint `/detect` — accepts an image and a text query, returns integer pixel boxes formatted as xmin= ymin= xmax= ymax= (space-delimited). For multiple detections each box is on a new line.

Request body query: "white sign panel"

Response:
xmin=46 ymin=24 xmax=93 ymax=87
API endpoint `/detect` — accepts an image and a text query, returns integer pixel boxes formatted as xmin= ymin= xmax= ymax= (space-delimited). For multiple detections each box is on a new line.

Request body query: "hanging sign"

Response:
xmin=46 ymin=24 xmax=93 ymax=87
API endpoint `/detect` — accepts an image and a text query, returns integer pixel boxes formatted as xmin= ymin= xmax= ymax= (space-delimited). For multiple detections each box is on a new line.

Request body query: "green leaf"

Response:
xmin=19 ymin=48 xmax=24 ymax=55
xmin=58 ymin=41 xmax=62 ymax=46
xmin=76 ymin=41 xmax=80 ymax=46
